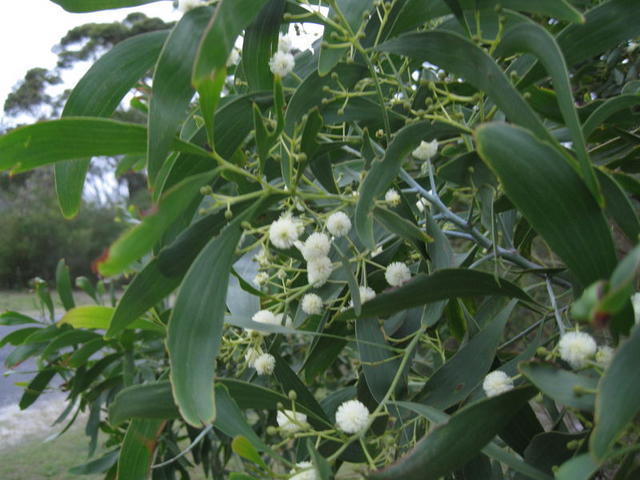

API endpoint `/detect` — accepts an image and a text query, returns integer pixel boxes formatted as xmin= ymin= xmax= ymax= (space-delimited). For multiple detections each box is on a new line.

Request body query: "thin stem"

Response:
xmin=151 ymin=425 xmax=213 ymax=469
xmin=546 ymin=276 xmax=567 ymax=335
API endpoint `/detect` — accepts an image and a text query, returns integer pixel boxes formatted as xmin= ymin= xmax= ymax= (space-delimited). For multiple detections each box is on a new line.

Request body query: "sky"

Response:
xmin=0 ymin=0 xmax=180 ymax=111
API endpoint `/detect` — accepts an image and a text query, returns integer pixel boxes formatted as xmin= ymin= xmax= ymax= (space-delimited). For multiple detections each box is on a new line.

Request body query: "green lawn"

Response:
xmin=0 ymin=290 xmax=105 ymax=315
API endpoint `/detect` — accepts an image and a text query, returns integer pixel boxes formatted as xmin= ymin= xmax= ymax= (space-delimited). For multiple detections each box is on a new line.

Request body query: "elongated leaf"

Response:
xmin=117 ymin=419 xmax=165 ymax=480
xmin=555 ymin=454 xmax=599 ymax=480
xmin=243 ymin=0 xmax=284 ymax=91
xmin=148 ymin=7 xmax=213 ymax=186
xmin=519 ymin=431 xmax=588 ymax=479
xmin=519 ymin=362 xmax=597 ymax=412
xmin=355 ymin=120 xmax=461 ymax=248
xmin=414 ymin=303 xmax=513 ymax=408
xmin=377 ymin=31 xmax=550 ymax=142
xmin=0 ymin=312 xmax=40 ymax=326
xmin=343 ymin=269 xmax=530 ymax=320
xmin=598 ymin=170 xmax=640 ymax=242
xmin=583 ymin=94 xmax=640 ymax=139
xmin=214 ymin=385 xmax=267 ymax=450
xmin=69 ymin=449 xmax=119 ymax=475
xmin=56 ymin=30 xmax=168 ymax=217
xmin=192 ymin=0 xmax=269 ymax=143
xmin=109 ymin=382 xmax=180 ymax=425
xmin=58 ymin=306 xmax=163 ymax=333
xmin=368 ymin=387 xmax=536 ymax=480
xmin=98 ymin=170 xmax=217 ymax=276
xmin=356 ymin=317 xmax=402 ymax=402
xmin=50 ymin=0 xmax=161 ymax=12
xmin=591 ymin=324 xmax=640 ymax=459
xmin=523 ymin=0 xmax=640 ymax=86
xmin=55 ymin=259 xmax=75 ymax=311
xmin=475 ymin=123 xmax=616 ymax=288
xmin=396 ymin=401 xmax=553 ymax=480
xmin=0 ymin=118 xmax=207 ymax=173
xmin=19 ymin=369 xmax=57 ymax=410
xmin=496 ymin=23 xmax=601 ymax=204
xmin=41 ymin=330 xmax=101 ymax=358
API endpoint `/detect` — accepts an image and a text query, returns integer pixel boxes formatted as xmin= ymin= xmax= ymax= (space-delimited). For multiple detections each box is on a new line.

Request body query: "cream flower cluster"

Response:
xmin=335 ymin=399 xmax=370 ymax=434
xmin=178 ymin=0 xmax=206 ymax=12
xmin=301 ymin=293 xmax=323 ymax=315
xmin=412 ymin=139 xmax=438 ymax=160
xmin=289 ymin=462 xmax=317 ymax=480
xmin=269 ymin=34 xmax=295 ymax=77
xmin=350 ymin=286 xmax=376 ymax=307
xmin=385 ymin=262 xmax=411 ymax=287
xmin=277 ymin=410 xmax=308 ymax=434
xmin=269 ymin=214 xmax=303 ymax=249
xmin=244 ymin=347 xmax=275 ymax=374
xmin=326 ymin=212 xmax=351 ymax=237
xmin=385 ymin=188 xmax=401 ymax=207
xmin=558 ymin=331 xmax=597 ymax=369
xmin=482 ymin=370 xmax=514 ymax=397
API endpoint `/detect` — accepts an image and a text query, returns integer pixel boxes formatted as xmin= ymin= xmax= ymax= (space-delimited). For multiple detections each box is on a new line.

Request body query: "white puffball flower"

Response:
xmin=253 ymin=272 xmax=269 ymax=287
xmin=326 ymin=212 xmax=352 ymax=237
xmin=277 ymin=410 xmax=308 ymax=434
xmin=558 ymin=331 xmax=597 ymax=369
xmin=596 ymin=346 xmax=614 ymax=367
xmin=632 ymin=292 xmax=640 ymax=323
xmin=178 ymin=0 xmax=205 ymax=12
xmin=302 ymin=232 xmax=331 ymax=262
xmin=412 ymin=139 xmax=438 ymax=161
xmin=385 ymin=262 xmax=411 ymax=287
xmin=482 ymin=370 xmax=514 ymax=397
xmin=351 ymin=286 xmax=376 ymax=307
xmin=278 ymin=34 xmax=294 ymax=53
xmin=385 ymin=188 xmax=401 ymax=207
xmin=252 ymin=309 xmax=279 ymax=326
xmin=307 ymin=256 xmax=333 ymax=288
xmin=301 ymin=293 xmax=323 ymax=315
xmin=244 ymin=348 xmax=260 ymax=367
xmin=335 ymin=399 xmax=370 ymax=434
xmin=253 ymin=353 xmax=276 ymax=375
xmin=269 ymin=214 xmax=303 ymax=249
xmin=289 ymin=462 xmax=317 ymax=480
xmin=269 ymin=50 xmax=295 ymax=77
xmin=275 ymin=313 xmax=292 ymax=328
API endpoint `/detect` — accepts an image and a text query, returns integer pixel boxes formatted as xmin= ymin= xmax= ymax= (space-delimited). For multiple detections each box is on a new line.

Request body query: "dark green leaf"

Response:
xmin=555 ymin=454 xmax=599 ymax=480
xmin=69 ymin=449 xmax=119 ymax=475
xmin=475 ymin=123 xmax=616 ymax=289
xmin=50 ymin=0 xmax=161 ymax=12
xmin=116 ymin=419 xmax=165 ymax=480
xmin=368 ymin=387 xmax=537 ymax=480
xmin=583 ymin=94 xmax=640 ymax=139
xmin=55 ymin=259 xmax=75 ymax=311
xmin=20 ymin=369 xmax=57 ymax=409
xmin=109 ymin=382 xmax=181 ymax=426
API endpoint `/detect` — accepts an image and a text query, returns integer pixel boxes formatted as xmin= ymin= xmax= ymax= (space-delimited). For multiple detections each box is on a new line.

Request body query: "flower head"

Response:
xmin=596 ymin=345 xmax=614 ymax=367
xmin=301 ymin=293 xmax=323 ymax=315
xmin=277 ymin=410 xmax=308 ymax=434
xmin=307 ymin=256 xmax=332 ymax=287
xmin=289 ymin=462 xmax=317 ymax=480
xmin=482 ymin=370 xmax=514 ymax=397
xmin=351 ymin=286 xmax=376 ymax=306
xmin=278 ymin=34 xmax=294 ymax=53
xmin=269 ymin=214 xmax=302 ymax=249
xmin=253 ymin=353 xmax=276 ymax=375
xmin=269 ymin=50 xmax=295 ymax=77
xmin=385 ymin=188 xmax=401 ymax=207
xmin=412 ymin=139 xmax=438 ymax=160
xmin=302 ymin=232 xmax=331 ymax=261
xmin=335 ymin=399 xmax=370 ymax=434
xmin=558 ymin=331 xmax=597 ymax=369
xmin=252 ymin=309 xmax=279 ymax=326
xmin=244 ymin=348 xmax=260 ymax=367
xmin=416 ymin=197 xmax=428 ymax=213
xmin=253 ymin=272 xmax=269 ymax=287
xmin=326 ymin=212 xmax=352 ymax=237
xmin=385 ymin=262 xmax=411 ymax=287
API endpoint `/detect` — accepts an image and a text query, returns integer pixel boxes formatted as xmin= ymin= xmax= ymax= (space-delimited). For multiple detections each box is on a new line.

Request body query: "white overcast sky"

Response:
xmin=0 ymin=0 xmax=180 ymax=110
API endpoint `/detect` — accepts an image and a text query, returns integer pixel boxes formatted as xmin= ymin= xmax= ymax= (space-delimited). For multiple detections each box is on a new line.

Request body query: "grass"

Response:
xmin=0 ymin=290 xmax=105 ymax=315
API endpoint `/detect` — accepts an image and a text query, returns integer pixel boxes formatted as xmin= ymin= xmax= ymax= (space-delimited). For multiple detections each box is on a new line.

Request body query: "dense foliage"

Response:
xmin=1 ymin=0 xmax=640 ymax=479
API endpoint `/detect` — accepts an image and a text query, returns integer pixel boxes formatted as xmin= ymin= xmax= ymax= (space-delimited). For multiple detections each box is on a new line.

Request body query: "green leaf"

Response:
xmin=0 ymin=311 xmax=40 ymax=326
xmin=68 ymin=338 xmax=105 ymax=368
xmin=109 ymin=382 xmax=180 ymax=426
xmin=356 ymin=317 xmax=402 ymax=402
xmin=307 ymin=439 xmax=333 ymax=480
xmin=0 ymin=118 xmax=207 ymax=174
xmin=147 ymin=6 xmax=213 ymax=186
xmin=116 ymin=419 xmax=165 ymax=480
xmin=414 ymin=302 xmax=514 ymax=408
xmin=519 ymin=431 xmax=588 ymax=478
xmin=0 ymin=327 xmax=40 ymax=347
xmin=555 ymin=454 xmax=599 ymax=480
xmin=215 ymin=385 xmax=268 ymax=451
xmin=41 ymin=330 xmax=101 ymax=358
xmin=355 ymin=120 xmax=461 ymax=248
xmin=368 ymin=387 xmax=537 ymax=480
xmin=583 ymin=94 xmax=640 ymax=139
xmin=598 ymin=170 xmax=640 ymax=242
xmin=242 ymin=0 xmax=284 ymax=91
xmin=56 ymin=30 xmax=168 ymax=217
xmin=4 ymin=343 xmax=46 ymax=368
xmin=20 ymin=369 xmax=57 ymax=409
xmin=318 ymin=0 xmax=376 ymax=76
xmin=98 ymin=170 xmax=218 ymax=276
xmin=475 ymin=123 xmax=616 ymax=289
xmin=231 ymin=436 xmax=267 ymax=469
xmin=344 ymin=269 xmax=531 ymax=320
xmin=591 ymin=323 xmax=640 ymax=459
xmin=496 ymin=22 xmax=602 ymax=205
xmin=58 ymin=306 xmax=163 ymax=333
xmin=50 ymin=0 xmax=161 ymax=12
xmin=69 ymin=449 xmax=119 ymax=475
xmin=192 ymin=0 xmax=269 ymax=143
xmin=55 ymin=259 xmax=75 ymax=311
xmin=377 ymin=31 xmax=550 ymax=142
xmin=519 ymin=361 xmax=597 ymax=412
